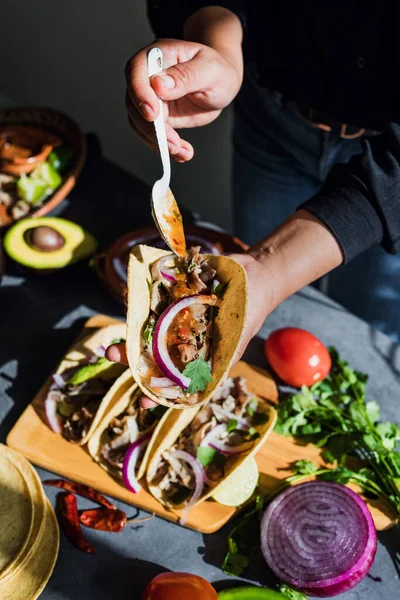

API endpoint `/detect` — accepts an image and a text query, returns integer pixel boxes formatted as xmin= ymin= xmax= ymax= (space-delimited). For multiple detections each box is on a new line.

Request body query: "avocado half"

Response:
xmin=3 ymin=217 xmax=98 ymax=269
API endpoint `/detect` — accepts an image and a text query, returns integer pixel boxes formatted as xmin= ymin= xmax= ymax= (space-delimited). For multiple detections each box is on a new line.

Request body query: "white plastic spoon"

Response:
xmin=147 ymin=47 xmax=186 ymax=258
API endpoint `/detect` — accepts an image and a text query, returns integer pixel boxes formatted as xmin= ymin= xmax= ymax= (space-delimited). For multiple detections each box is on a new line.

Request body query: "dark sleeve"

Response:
xmin=147 ymin=1 xmax=245 ymax=39
xmin=300 ymin=123 xmax=400 ymax=262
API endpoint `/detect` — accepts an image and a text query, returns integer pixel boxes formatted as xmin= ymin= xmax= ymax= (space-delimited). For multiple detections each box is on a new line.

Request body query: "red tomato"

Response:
xmin=265 ymin=327 xmax=331 ymax=387
xmin=142 ymin=572 xmax=218 ymax=600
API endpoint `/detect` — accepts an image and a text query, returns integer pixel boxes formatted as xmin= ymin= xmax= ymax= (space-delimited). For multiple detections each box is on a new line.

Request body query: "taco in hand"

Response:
xmin=126 ymin=245 xmax=248 ymax=408
xmin=88 ymin=370 xmax=170 ymax=492
xmin=44 ymin=323 xmax=127 ymax=444
xmin=146 ymin=376 xmax=276 ymax=514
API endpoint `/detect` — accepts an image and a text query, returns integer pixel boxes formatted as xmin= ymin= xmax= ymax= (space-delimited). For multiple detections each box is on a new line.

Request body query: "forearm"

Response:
xmin=183 ymin=6 xmax=243 ymax=75
xmin=249 ymin=210 xmax=343 ymax=310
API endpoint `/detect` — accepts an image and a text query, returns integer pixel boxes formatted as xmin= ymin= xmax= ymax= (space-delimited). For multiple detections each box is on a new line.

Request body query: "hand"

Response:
xmin=125 ymin=37 xmax=243 ymax=162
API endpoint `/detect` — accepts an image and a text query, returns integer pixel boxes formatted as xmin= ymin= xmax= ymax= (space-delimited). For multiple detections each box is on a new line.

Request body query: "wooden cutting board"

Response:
xmin=7 ymin=315 xmax=396 ymax=533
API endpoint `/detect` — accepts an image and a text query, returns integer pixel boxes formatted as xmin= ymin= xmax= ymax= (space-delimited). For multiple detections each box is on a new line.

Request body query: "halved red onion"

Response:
xmin=200 ymin=423 xmax=253 ymax=455
xmin=261 ymin=481 xmax=377 ymax=597
xmin=122 ymin=433 xmax=152 ymax=493
xmin=52 ymin=373 xmax=65 ymax=389
xmin=152 ymin=294 xmax=218 ymax=389
xmin=151 ymin=255 xmax=177 ymax=282
xmin=210 ymin=403 xmax=250 ymax=428
xmin=169 ymin=449 xmax=205 ymax=525
xmin=150 ymin=376 xmax=175 ymax=388
xmin=45 ymin=395 xmax=63 ymax=433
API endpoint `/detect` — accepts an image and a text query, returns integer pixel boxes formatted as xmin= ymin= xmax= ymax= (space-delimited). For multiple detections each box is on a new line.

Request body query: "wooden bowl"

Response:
xmin=0 ymin=125 xmax=61 ymax=176
xmin=0 ymin=107 xmax=86 ymax=228
xmin=92 ymin=223 xmax=248 ymax=304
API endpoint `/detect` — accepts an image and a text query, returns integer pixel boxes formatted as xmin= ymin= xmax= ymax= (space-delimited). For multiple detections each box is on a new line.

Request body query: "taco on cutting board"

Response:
xmin=88 ymin=369 xmax=173 ymax=493
xmin=146 ymin=376 xmax=276 ymax=513
xmin=44 ymin=323 xmax=127 ymax=444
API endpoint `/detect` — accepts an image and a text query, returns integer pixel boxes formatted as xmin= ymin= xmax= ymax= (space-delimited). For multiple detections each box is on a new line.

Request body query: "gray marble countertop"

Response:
xmin=1 ymin=136 xmax=399 ymax=599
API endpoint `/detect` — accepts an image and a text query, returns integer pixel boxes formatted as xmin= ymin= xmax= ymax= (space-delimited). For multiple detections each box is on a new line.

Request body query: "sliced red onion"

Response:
xmin=210 ymin=403 xmax=250 ymax=428
xmin=150 ymin=376 xmax=175 ymax=388
xmin=169 ymin=449 xmax=205 ymax=525
xmin=52 ymin=373 xmax=65 ymax=389
xmin=200 ymin=423 xmax=253 ymax=455
xmin=261 ymin=481 xmax=377 ymax=597
xmin=152 ymin=294 xmax=218 ymax=389
xmin=151 ymin=255 xmax=177 ymax=282
xmin=122 ymin=433 xmax=152 ymax=494
xmin=45 ymin=395 xmax=63 ymax=434
xmin=96 ymin=344 xmax=106 ymax=357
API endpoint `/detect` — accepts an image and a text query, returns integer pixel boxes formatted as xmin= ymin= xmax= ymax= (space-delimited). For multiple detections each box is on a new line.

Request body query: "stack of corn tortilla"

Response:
xmin=0 ymin=444 xmax=59 ymax=600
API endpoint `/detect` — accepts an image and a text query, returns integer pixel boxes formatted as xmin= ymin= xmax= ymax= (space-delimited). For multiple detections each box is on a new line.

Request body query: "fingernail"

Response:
xmin=141 ymin=102 xmax=155 ymax=121
xmin=157 ymin=74 xmax=175 ymax=90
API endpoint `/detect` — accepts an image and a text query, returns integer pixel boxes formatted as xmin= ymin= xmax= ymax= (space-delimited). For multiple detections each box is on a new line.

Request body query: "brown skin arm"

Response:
xmin=106 ymin=210 xmax=343 ymax=408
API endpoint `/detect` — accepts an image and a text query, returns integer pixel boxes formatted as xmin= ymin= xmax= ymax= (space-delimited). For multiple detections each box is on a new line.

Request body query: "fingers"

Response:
xmin=125 ymin=90 xmax=194 ymax=162
xmin=150 ymin=50 xmax=217 ymax=102
xmin=140 ymin=396 xmax=159 ymax=409
xmin=105 ymin=344 xmax=159 ymax=409
xmin=105 ymin=342 xmax=128 ymax=365
xmin=125 ymin=48 xmax=160 ymax=121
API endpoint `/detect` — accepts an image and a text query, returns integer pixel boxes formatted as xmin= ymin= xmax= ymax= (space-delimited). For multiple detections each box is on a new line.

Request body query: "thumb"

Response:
xmin=150 ymin=51 xmax=216 ymax=101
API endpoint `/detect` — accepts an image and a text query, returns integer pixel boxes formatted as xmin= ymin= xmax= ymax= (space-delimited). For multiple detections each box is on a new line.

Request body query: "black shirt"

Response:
xmin=147 ymin=1 xmax=400 ymax=261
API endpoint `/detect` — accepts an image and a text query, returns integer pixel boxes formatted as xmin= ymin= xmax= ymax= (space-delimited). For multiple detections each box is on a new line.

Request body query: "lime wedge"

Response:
xmin=212 ymin=456 xmax=259 ymax=507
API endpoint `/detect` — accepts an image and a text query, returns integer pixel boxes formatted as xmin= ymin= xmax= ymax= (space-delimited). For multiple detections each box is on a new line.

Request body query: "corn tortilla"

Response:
xmin=0 ymin=499 xmax=59 ymax=600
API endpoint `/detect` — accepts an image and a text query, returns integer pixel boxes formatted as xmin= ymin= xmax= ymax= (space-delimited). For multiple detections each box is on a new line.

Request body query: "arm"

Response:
xmin=231 ymin=210 xmax=343 ymax=357
xmin=301 ymin=123 xmax=400 ymax=260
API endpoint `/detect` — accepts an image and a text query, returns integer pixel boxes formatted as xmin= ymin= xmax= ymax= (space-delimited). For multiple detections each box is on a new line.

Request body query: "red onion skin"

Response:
xmin=260 ymin=481 xmax=377 ymax=597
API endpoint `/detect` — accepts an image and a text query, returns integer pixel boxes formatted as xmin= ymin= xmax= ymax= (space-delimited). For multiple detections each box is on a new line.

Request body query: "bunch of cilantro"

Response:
xmin=222 ymin=347 xmax=400 ymax=581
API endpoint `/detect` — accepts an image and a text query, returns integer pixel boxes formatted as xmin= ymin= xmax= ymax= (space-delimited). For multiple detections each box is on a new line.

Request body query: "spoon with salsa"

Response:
xmin=147 ymin=47 xmax=186 ymax=258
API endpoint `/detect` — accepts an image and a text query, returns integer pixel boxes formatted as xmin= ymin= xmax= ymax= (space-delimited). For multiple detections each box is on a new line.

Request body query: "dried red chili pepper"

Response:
xmin=43 ymin=479 xmax=116 ymax=509
xmin=79 ymin=508 xmax=127 ymax=532
xmin=58 ymin=492 xmax=96 ymax=554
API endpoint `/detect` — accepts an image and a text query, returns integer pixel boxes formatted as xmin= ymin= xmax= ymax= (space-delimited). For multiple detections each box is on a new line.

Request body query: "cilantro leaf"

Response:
xmin=213 ymin=282 xmax=227 ymax=298
xmin=317 ymin=467 xmax=355 ymax=484
xmin=366 ymin=400 xmax=380 ymax=424
xmin=222 ymin=494 xmax=265 ymax=576
xmin=293 ymin=460 xmax=318 ymax=475
xmin=222 ymin=551 xmax=249 ymax=577
xmin=183 ymin=358 xmax=212 ymax=394
xmin=197 ymin=446 xmax=225 ymax=467
xmin=279 ymin=584 xmax=308 ymax=600
xmin=143 ymin=322 xmax=154 ymax=345
xmin=227 ymin=418 xmax=238 ymax=433
xmin=246 ymin=400 xmax=258 ymax=417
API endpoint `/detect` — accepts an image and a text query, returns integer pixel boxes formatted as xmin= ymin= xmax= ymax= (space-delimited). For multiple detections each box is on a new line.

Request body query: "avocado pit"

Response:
xmin=25 ymin=226 xmax=66 ymax=252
